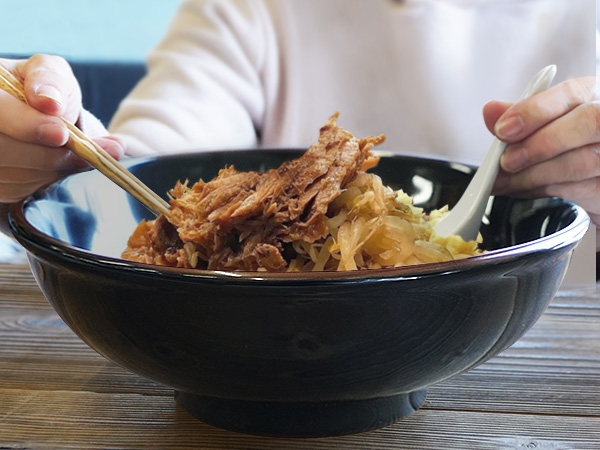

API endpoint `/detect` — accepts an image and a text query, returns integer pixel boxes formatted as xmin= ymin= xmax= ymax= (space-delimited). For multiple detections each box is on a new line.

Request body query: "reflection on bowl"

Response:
xmin=9 ymin=150 xmax=589 ymax=437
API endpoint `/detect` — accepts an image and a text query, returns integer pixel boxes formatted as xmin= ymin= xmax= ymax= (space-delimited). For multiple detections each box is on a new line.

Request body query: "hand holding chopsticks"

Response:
xmin=0 ymin=64 xmax=170 ymax=217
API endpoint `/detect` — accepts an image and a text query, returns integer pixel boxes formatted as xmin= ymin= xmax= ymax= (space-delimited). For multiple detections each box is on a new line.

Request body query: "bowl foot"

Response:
xmin=175 ymin=389 xmax=427 ymax=437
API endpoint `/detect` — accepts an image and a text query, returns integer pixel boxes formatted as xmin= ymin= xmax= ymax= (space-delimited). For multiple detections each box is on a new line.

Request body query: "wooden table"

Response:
xmin=0 ymin=263 xmax=598 ymax=449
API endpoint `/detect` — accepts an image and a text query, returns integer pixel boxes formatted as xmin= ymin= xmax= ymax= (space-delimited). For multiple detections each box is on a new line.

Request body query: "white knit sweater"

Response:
xmin=79 ymin=0 xmax=596 ymax=164
xmin=76 ymin=0 xmax=597 ymax=285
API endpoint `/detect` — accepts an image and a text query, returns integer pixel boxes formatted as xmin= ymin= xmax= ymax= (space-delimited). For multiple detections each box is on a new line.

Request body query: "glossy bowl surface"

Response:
xmin=9 ymin=150 xmax=589 ymax=437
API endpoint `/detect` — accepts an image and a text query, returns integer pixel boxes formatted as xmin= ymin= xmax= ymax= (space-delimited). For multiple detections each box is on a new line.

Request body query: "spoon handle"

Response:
xmin=433 ymin=65 xmax=557 ymax=241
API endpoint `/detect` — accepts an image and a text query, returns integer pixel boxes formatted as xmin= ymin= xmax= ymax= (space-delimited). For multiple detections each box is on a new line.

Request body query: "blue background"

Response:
xmin=0 ymin=0 xmax=181 ymax=62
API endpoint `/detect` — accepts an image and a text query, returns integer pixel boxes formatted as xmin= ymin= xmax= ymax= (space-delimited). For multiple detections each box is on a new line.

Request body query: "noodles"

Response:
xmin=286 ymin=172 xmax=482 ymax=271
xmin=121 ymin=113 xmax=482 ymax=271
xmin=123 ymin=169 xmax=482 ymax=272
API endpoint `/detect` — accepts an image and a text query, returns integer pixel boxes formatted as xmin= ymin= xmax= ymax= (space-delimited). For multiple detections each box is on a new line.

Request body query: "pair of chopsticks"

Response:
xmin=0 ymin=64 xmax=170 ymax=216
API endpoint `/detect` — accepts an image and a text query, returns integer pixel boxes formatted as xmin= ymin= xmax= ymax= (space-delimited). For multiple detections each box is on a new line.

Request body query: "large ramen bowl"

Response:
xmin=9 ymin=150 xmax=589 ymax=437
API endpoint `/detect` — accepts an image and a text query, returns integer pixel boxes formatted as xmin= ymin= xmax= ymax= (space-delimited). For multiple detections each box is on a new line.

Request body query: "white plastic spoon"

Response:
xmin=433 ymin=64 xmax=557 ymax=241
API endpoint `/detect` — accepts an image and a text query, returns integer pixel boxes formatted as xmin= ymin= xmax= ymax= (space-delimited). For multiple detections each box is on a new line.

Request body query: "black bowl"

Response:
xmin=9 ymin=150 xmax=589 ymax=437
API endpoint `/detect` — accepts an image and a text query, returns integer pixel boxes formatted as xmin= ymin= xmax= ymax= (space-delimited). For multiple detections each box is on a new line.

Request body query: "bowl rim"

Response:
xmin=8 ymin=151 xmax=591 ymax=284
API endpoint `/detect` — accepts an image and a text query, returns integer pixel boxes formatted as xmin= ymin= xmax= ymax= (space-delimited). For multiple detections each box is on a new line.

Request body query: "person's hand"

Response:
xmin=0 ymin=54 xmax=125 ymax=203
xmin=484 ymin=75 xmax=599 ymax=249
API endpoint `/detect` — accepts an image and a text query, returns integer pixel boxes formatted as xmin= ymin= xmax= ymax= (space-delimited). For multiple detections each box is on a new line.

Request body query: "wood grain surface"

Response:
xmin=0 ymin=263 xmax=598 ymax=450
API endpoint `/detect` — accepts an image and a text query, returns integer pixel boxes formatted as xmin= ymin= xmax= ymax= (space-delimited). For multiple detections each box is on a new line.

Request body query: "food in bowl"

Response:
xmin=9 ymin=147 xmax=590 ymax=437
xmin=122 ymin=113 xmax=482 ymax=271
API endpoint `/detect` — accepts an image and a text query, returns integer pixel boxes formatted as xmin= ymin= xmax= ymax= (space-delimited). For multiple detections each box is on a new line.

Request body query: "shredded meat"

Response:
xmin=122 ymin=112 xmax=385 ymax=271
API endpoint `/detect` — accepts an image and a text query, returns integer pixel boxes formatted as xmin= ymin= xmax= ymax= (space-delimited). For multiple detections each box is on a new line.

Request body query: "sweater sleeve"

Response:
xmin=108 ymin=0 xmax=275 ymax=157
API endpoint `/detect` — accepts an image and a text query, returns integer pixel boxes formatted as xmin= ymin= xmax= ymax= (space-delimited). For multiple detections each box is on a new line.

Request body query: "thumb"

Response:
xmin=482 ymin=100 xmax=513 ymax=136
xmin=4 ymin=54 xmax=82 ymax=124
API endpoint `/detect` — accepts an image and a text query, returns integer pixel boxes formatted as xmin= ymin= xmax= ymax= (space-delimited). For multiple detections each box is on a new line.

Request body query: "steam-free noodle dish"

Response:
xmin=122 ymin=113 xmax=482 ymax=271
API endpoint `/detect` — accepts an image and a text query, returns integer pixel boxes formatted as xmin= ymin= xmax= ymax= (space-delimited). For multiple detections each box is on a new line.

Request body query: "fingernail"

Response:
xmin=496 ymin=116 xmax=525 ymax=140
xmin=500 ymin=145 xmax=529 ymax=173
xmin=34 ymin=85 xmax=63 ymax=105
xmin=38 ymin=122 xmax=68 ymax=146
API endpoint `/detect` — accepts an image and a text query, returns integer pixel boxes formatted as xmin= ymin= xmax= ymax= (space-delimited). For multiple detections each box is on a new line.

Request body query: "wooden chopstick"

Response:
xmin=0 ymin=65 xmax=170 ymax=217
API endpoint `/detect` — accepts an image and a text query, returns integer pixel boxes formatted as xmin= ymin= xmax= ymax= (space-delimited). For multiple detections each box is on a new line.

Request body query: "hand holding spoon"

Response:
xmin=433 ymin=64 xmax=557 ymax=241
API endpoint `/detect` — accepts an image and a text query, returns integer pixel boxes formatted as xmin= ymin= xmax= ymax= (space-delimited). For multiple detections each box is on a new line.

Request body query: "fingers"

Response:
xmin=500 ymin=100 xmax=600 ymax=173
xmin=486 ymin=76 xmax=600 ymax=228
xmin=0 ymin=54 xmax=82 ymax=123
xmin=0 ymin=134 xmax=76 ymax=170
xmin=0 ymin=92 xmax=69 ymax=147
xmin=494 ymin=76 xmax=597 ymax=143
xmin=0 ymin=55 xmax=125 ymax=204
xmin=0 ymin=134 xmax=82 ymax=203
xmin=0 ymin=131 xmax=126 ymax=203
xmin=0 ymin=134 xmax=126 ymax=172
xmin=93 ymin=136 xmax=127 ymax=161
xmin=494 ymin=144 xmax=600 ymax=199
xmin=0 ymin=54 xmax=83 ymax=148
xmin=482 ymin=100 xmax=513 ymax=135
